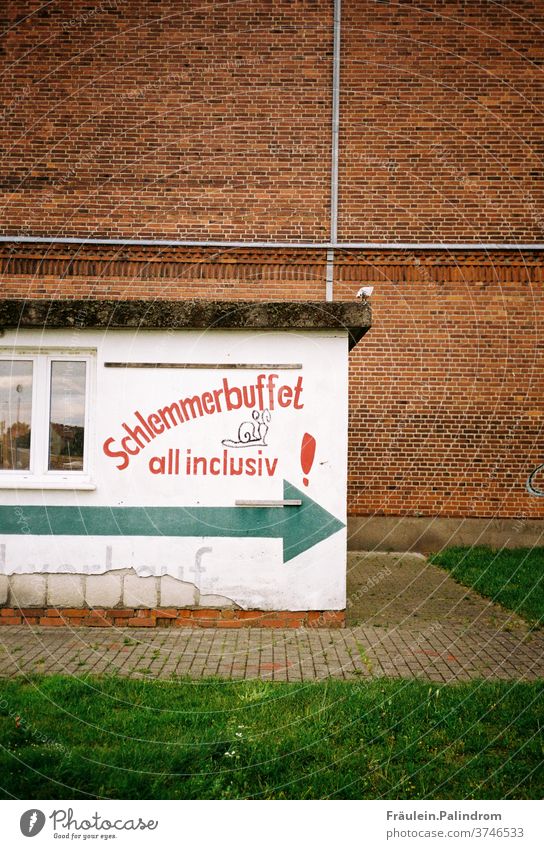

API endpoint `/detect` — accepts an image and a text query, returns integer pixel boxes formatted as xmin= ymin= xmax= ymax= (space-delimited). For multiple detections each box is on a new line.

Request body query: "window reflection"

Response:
xmin=48 ymin=361 xmax=86 ymax=471
xmin=0 ymin=360 xmax=33 ymax=470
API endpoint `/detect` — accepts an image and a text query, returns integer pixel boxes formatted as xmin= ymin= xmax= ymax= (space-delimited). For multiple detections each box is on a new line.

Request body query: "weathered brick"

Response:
xmin=83 ymin=615 xmax=113 ymax=627
xmin=191 ymin=609 xmax=221 ymax=620
xmin=237 ymin=611 xmax=266 ymax=620
xmin=216 ymin=620 xmax=244 ymax=628
xmin=105 ymin=609 xmax=134 ymax=618
xmin=220 ymin=609 xmax=238 ymax=620
xmin=58 ymin=608 xmax=89 ymax=617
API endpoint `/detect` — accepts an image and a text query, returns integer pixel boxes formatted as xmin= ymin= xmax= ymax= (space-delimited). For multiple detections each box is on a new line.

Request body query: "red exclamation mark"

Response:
xmin=301 ymin=432 xmax=316 ymax=486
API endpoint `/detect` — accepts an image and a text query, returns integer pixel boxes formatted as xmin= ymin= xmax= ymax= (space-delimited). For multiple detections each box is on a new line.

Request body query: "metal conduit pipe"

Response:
xmin=326 ymin=0 xmax=342 ymax=301
xmin=0 ymin=237 xmax=543 ymax=250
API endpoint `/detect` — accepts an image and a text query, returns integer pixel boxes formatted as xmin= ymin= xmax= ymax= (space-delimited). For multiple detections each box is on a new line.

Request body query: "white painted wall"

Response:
xmin=0 ymin=328 xmax=349 ymax=610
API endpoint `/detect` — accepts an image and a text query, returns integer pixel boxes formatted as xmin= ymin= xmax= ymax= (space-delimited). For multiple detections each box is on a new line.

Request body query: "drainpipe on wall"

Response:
xmin=326 ymin=0 xmax=342 ymax=301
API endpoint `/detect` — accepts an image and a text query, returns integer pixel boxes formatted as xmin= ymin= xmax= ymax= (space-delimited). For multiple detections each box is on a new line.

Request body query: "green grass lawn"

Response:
xmin=429 ymin=547 xmax=544 ymax=626
xmin=0 ymin=676 xmax=542 ymax=799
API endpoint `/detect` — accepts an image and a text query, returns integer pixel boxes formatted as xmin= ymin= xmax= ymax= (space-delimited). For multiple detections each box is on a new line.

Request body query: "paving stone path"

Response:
xmin=0 ymin=553 xmax=541 ymax=683
xmin=0 ymin=622 xmax=542 ymax=683
xmin=346 ymin=551 xmax=530 ymax=630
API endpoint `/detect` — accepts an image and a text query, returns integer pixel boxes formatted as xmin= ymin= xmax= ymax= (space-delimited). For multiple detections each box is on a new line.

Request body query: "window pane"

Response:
xmin=48 ymin=361 xmax=86 ymax=471
xmin=0 ymin=360 xmax=33 ymax=471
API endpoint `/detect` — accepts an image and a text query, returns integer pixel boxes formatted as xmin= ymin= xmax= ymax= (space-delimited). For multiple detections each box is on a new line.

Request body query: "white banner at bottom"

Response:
xmin=1 ymin=800 xmax=541 ymax=849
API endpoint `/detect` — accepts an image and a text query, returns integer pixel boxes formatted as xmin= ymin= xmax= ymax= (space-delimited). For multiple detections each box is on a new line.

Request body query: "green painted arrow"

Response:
xmin=0 ymin=481 xmax=344 ymax=563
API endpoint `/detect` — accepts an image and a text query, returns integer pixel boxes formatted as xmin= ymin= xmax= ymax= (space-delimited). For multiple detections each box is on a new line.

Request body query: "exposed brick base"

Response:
xmin=0 ymin=607 xmax=345 ymax=629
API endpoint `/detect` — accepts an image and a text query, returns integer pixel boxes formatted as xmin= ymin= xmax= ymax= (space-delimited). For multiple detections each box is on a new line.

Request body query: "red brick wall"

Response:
xmin=2 ymin=1 xmax=544 ymax=242
xmin=0 ymin=0 xmax=332 ymax=240
xmin=0 ymin=245 xmax=327 ymax=300
xmin=340 ymin=0 xmax=544 ymax=242
xmin=337 ymin=259 xmax=544 ymax=519
xmin=0 ymin=2 xmax=543 ymax=523
xmin=0 ymin=607 xmax=345 ymax=629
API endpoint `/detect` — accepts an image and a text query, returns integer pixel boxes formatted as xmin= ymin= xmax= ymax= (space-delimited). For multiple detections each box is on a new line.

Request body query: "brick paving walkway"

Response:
xmin=0 ymin=622 xmax=542 ymax=682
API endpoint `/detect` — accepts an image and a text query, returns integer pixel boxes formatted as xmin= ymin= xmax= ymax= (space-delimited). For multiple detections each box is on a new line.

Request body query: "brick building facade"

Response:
xmin=1 ymin=0 xmax=543 ymax=550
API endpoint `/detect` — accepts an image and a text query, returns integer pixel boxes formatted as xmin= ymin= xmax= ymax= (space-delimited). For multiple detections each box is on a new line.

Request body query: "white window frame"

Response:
xmin=0 ymin=348 xmax=96 ymax=490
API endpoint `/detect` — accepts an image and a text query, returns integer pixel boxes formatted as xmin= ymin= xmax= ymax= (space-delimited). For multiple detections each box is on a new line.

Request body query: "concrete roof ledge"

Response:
xmin=0 ymin=298 xmax=372 ymax=349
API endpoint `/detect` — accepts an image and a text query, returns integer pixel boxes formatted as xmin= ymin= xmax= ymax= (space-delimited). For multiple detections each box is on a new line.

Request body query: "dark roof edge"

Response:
xmin=0 ymin=299 xmax=371 ymax=350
